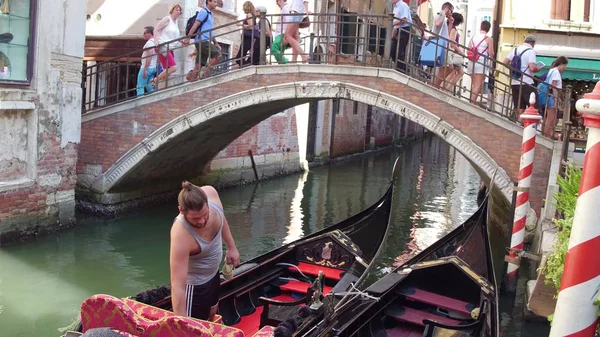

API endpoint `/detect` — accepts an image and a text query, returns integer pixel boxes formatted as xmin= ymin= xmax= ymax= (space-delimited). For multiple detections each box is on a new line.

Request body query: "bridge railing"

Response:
xmin=82 ymin=12 xmax=565 ymax=139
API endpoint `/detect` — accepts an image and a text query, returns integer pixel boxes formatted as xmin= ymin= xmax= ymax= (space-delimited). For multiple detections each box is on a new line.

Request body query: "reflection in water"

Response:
xmin=0 ymin=135 xmax=492 ymax=337
xmin=284 ymin=171 xmax=309 ymax=244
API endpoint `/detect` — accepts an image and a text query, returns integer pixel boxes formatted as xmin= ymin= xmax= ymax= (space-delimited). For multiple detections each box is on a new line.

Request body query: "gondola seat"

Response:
xmin=421 ymin=300 xmax=488 ymax=337
xmin=121 ymin=298 xmax=223 ymax=324
xmin=81 ymin=295 xmax=243 ymax=337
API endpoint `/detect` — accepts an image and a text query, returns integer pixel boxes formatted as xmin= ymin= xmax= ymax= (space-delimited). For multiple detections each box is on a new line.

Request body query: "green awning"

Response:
xmin=536 ymin=56 xmax=600 ymax=82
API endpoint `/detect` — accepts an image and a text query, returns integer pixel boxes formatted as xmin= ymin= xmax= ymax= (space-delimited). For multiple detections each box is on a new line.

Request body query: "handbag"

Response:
xmin=448 ymin=50 xmax=464 ymax=65
xmin=299 ymin=16 xmax=310 ymax=29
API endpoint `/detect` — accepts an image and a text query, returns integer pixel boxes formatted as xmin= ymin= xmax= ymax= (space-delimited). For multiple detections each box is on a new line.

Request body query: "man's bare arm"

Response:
xmin=170 ymin=225 xmax=191 ymax=316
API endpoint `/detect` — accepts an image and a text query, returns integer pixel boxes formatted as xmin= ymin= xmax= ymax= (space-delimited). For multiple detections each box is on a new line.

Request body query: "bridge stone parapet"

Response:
xmin=77 ymin=65 xmax=555 ymax=211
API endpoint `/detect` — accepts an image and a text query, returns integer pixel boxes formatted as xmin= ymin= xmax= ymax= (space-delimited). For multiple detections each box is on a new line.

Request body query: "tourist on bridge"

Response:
xmin=390 ymin=0 xmax=412 ymax=74
xmin=234 ymin=1 xmax=258 ymax=67
xmin=136 ymin=26 xmax=158 ymax=96
xmin=503 ymin=34 xmax=544 ymax=117
xmin=443 ymin=12 xmax=465 ymax=92
xmin=250 ymin=6 xmax=273 ymax=66
xmin=170 ymin=182 xmax=240 ymax=321
xmin=540 ymin=56 xmax=568 ymax=136
xmin=431 ymin=2 xmax=453 ymax=89
xmin=186 ymin=0 xmax=222 ymax=81
xmin=285 ymin=0 xmax=309 ymax=63
xmin=272 ymin=0 xmax=291 ymax=64
xmin=467 ymin=20 xmax=494 ymax=104
xmin=153 ymin=4 xmax=183 ymax=86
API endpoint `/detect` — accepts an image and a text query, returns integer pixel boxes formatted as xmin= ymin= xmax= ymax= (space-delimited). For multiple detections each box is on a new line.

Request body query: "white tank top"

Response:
xmin=159 ymin=16 xmax=180 ymax=44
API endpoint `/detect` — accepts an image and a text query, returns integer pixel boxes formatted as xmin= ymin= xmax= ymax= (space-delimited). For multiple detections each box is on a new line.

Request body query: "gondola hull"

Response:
xmin=297 ymin=196 xmax=499 ymax=337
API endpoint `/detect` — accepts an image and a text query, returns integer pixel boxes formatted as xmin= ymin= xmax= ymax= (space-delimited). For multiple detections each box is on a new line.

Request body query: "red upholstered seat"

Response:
xmin=121 ymin=298 xmax=223 ymax=324
xmin=292 ymin=262 xmax=344 ymax=281
xmin=251 ymin=325 xmax=276 ymax=337
xmin=81 ymin=295 xmax=241 ymax=337
xmin=279 ymin=280 xmax=333 ymax=294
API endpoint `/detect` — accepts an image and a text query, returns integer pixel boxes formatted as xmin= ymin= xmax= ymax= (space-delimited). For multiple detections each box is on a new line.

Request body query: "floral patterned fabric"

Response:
xmin=251 ymin=326 xmax=275 ymax=337
xmin=121 ymin=298 xmax=223 ymax=324
xmin=81 ymin=295 xmax=242 ymax=337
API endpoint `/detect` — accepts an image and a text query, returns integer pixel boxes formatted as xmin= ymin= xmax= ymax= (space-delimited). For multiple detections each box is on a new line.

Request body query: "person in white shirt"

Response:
xmin=432 ymin=2 xmax=453 ymax=88
xmin=137 ymin=26 xmax=158 ymax=96
xmin=285 ymin=0 xmax=308 ymax=63
xmin=390 ymin=0 xmax=412 ymax=73
xmin=153 ymin=4 xmax=183 ymax=85
xmin=541 ymin=56 xmax=568 ymax=136
xmin=503 ymin=34 xmax=544 ymax=115
xmin=467 ymin=20 xmax=494 ymax=104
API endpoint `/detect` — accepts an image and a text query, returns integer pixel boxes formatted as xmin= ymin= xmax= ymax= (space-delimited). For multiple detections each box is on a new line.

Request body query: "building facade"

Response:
xmin=497 ymin=0 xmax=599 ymax=101
xmin=0 ymin=0 xmax=86 ymax=244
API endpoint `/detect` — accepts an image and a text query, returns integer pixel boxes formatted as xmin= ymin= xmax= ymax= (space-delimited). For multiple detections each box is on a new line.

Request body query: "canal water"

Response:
xmin=0 ymin=135 xmax=548 ymax=337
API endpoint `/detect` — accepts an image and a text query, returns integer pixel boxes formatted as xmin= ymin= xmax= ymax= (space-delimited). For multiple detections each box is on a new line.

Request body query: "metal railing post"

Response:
xmin=259 ymin=11 xmax=267 ymax=66
xmin=309 ymin=32 xmax=315 ymax=63
xmin=383 ymin=13 xmax=393 ymax=68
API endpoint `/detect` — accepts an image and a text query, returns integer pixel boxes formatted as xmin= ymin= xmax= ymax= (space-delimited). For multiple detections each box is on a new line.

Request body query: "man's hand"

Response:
xmin=226 ymin=247 xmax=240 ymax=267
xmin=142 ymin=70 xmax=147 ymax=79
xmin=182 ymin=38 xmax=190 ymax=46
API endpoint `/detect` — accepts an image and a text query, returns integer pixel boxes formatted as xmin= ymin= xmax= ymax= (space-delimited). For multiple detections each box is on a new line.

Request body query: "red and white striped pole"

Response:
xmin=549 ymin=82 xmax=600 ymax=337
xmin=505 ymin=93 xmax=542 ymax=292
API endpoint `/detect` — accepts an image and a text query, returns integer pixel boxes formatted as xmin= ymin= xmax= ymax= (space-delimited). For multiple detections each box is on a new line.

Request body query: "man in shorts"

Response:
xmin=432 ymin=2 xmax=453 ymax=88
xmin=170 ymin=182 xmax=240 ymax=320
xmin=186 ymin=0 xmax=222 ymax=81
xmin=503 ymin=35 xmax=544 ymax=117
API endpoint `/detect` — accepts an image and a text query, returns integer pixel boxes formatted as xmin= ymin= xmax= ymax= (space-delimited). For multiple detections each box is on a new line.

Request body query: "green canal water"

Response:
xmin=0 ymin=136 xmax=549 ymax=336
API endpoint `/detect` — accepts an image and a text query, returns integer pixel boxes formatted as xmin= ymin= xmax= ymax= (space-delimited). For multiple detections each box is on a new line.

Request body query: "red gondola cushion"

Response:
xmin=121 ymin=298 xmax=223 ymax=324
xmin=292 ymin=262 xmax=344 ymax=281
xmin=81 ymin=295 xmax=241 ymax=337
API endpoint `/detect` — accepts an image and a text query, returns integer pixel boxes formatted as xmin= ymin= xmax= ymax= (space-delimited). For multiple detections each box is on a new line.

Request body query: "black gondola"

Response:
xmin=67 ymin=158 xmax=402 ymax=337
xmin=295 ymin=193 xmax=499 ymax=337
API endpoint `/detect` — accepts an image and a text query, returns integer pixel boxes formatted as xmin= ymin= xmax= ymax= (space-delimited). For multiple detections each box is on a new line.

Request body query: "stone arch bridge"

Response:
xmin=77 ymin=65 xmax=555 ymax=211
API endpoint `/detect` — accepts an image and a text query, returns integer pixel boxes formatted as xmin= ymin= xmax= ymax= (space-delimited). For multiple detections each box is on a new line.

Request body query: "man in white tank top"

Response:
xmin=170 ymin=182 xmax=239 ymax=320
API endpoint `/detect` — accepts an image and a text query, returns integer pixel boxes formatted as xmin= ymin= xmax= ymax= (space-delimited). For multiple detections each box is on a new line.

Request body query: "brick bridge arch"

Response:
xmin=77 ymin=65 xmax=554 ymax=209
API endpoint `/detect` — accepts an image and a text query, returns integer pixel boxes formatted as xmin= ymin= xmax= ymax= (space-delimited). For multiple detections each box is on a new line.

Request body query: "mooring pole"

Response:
xmin=549 ymin=82 xmax=600 ymax=337
xmin=504 ymin=93 xmax=542 ymax=292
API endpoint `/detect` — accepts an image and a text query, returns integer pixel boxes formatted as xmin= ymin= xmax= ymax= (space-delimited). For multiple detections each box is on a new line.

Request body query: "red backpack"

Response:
xmin=466 ymin=37 xmax=488 ymax=62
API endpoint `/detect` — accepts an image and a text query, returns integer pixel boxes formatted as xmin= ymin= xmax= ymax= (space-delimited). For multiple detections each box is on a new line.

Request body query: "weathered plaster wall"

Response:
xmin=0 ymin=0 xmax=86 ymax=245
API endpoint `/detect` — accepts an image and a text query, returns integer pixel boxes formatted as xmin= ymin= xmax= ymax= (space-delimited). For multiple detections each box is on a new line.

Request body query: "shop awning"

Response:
xmin=537 ymin=56 xmax=600 ymax=82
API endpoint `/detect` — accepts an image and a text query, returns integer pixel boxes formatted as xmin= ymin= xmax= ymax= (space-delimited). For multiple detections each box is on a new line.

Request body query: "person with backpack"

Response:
xmin=503 ymin=34 xmax=544 ymax=116
xmin=185 ymin=0 xmax=222 ymax=81
xmin=466 ymin=20 xmax=494 ymax=104
xmin=538 ymin=56 xmax=568 ymax=136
